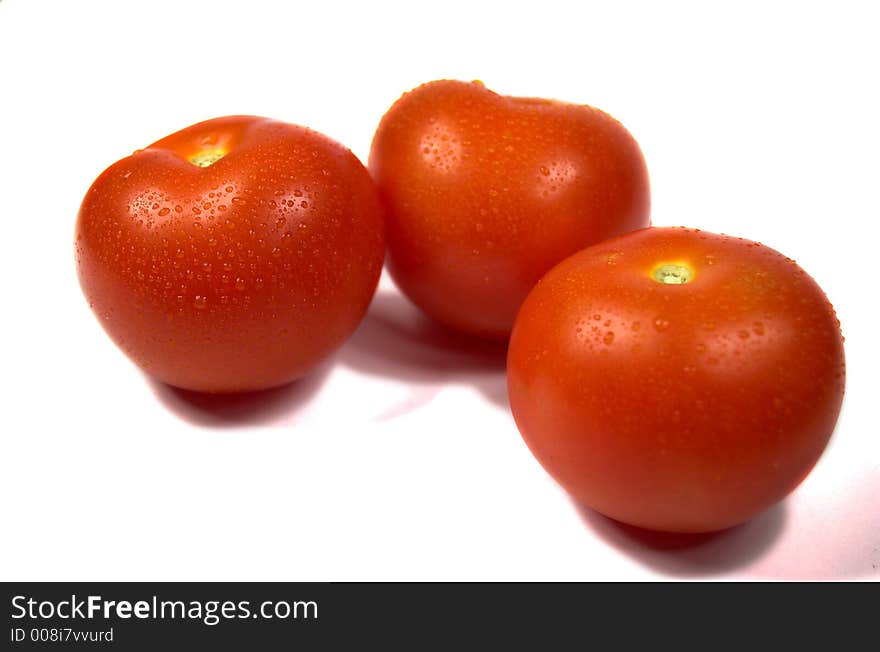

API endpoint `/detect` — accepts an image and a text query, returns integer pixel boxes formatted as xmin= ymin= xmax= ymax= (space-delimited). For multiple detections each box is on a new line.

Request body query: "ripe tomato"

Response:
xmin=76 ymin=116 xmax=385 ymax=393
xmin=507 ymin=227 xmax=845 ymax=532
xmin=369 ymin=80 xmax=650 ymax=339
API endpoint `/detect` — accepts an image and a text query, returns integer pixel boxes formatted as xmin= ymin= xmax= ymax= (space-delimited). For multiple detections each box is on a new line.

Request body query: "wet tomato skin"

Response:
xmin=507 ymin=227 xmax=845 ymax=533
xmin=369 ymin=80 xmax=650 ymax=339
xmin=76 ymin=116 xmax=384 ymax=393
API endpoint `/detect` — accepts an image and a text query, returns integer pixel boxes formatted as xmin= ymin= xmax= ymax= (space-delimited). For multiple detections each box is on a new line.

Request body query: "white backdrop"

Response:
xmin=1 ymin=0 xmax=877 ymax=580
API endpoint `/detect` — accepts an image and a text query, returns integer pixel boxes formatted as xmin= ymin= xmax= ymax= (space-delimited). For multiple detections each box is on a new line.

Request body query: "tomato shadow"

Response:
xmin=335 ymin=288 xmax=510 ymax=414
xmin=576 ymin=499 xmax=788 ymax=577
xmin=148 ymin=364 xmax=330 ymax=428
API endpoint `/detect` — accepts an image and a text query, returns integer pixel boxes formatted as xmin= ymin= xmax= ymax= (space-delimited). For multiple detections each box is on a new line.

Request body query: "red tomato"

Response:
xmin=76 ymin=116 xmax=384 ymax=393
xmin=507 ymin=227 xmax=845 ymax=532
xmin=369 ymin=80 xmax=650 ymax=339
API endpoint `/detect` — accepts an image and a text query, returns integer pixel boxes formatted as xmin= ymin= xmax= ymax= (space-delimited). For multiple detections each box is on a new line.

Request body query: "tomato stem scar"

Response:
xmin=188 ymin=149 xmax=226 ymax=168
xmin=652 ymin=263 xmax=693 ymax=284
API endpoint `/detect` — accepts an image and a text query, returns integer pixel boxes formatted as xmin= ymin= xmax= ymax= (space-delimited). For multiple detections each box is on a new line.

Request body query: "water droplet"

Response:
xmin=231 ymin=197 xmax=246 ymax=205
xmin=603 ymin=332 xmax=615 ymax=345
xmin=654 ymin=318 xmax=670 ymax=332
xmin=235 ymin=278 xmax=246 ymax=291
xmin=158 ymin=207 xmax=170 ymax=217
xmin=193 ymin=295 xmax=208 ymax=309
xmin=540 ymin=165 xmax=550 ymax=176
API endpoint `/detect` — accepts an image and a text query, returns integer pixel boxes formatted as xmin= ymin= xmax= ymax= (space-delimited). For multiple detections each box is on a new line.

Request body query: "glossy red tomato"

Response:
xmin=369 ymin=80 xmax=650 ymax=339
xmin=76 ymin=116 xmax=384 ymax=393
xmin=508 ymin=227 xmax=845 ymax=532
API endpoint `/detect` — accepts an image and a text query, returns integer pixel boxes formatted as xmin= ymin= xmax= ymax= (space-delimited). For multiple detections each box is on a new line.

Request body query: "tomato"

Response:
xmin=75 ymin=116 xmax=385 ymax=393
xmin=369 ymin=79 xmax=650 ymax=339
xmin=507 ymin=227 xmax=845 ymax=533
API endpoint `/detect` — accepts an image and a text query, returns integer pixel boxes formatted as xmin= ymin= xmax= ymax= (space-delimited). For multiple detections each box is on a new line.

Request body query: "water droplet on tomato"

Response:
xmin=193 ymin=295 xmax=208 ymax=309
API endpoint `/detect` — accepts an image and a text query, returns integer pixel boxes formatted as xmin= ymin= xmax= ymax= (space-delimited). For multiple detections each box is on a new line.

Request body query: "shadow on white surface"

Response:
xmin=337 ymin=289 xmax=510 ymax=410
xmin=577 ymin=500 xmax=788 ymax=578
xmin=148 ymin=365 xmax=331 ymax=428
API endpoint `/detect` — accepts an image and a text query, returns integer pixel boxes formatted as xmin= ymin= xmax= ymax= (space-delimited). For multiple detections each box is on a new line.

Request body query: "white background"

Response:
xmin=1 ymin=0 xmax=878 ymax=580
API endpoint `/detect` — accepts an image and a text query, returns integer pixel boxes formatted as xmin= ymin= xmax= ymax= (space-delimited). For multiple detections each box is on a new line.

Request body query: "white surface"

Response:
xmin=1 ymin=0 xmax=878 ymax=580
